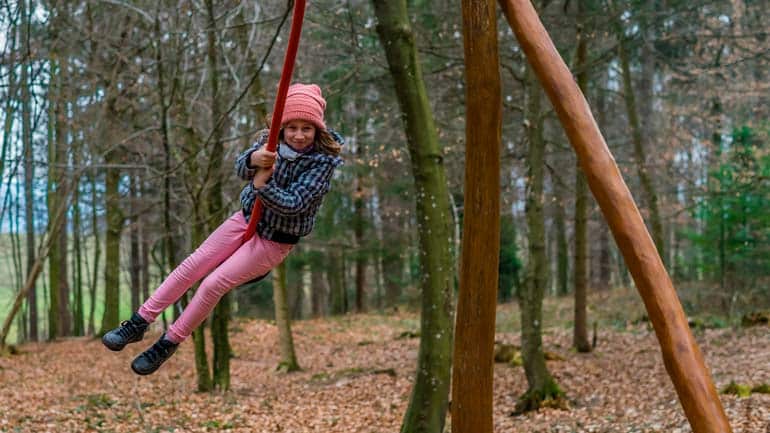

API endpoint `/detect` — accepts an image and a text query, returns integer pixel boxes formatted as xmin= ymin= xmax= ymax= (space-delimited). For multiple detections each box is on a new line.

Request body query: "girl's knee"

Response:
xmin=198 ymin=276 xmax=232 ymax=303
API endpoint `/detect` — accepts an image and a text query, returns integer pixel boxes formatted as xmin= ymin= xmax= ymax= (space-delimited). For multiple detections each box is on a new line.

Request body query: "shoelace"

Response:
xmin=142 ymin=342 xmax=168 ymax=364
xmin=116 ymin=320 xmax=142 ymax=339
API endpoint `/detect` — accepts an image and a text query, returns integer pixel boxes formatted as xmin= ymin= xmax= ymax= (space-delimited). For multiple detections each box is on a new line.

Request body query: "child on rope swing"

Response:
xmin=102 ymin=83 xmax=344 ymax=375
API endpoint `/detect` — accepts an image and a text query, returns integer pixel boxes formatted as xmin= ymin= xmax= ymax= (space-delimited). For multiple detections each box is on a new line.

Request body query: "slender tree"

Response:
xmin=372 ymin=1 xmax=455 ymax=431
xmin=517 ymin=65 xmax=565 ymax=412
xmin=616 ymin=12 xmax=665 ymax=260
xmin=204 ymin=0 xmax=232 ymax=392
xmin=20 ymin=0 xmax=38 ymax=342
xmin=573 ymin=0 xmax=591 ymax=353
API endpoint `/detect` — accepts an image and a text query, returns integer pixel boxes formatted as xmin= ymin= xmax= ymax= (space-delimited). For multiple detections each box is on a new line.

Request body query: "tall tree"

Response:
xmin=616 ymin=11 xmax=665 ymax=260
xmin=47 ymin=4 xmax=72 ymax=338
xmin=129 ymin=175 xmax=141 ymax=313
xmin=20 ymin=0 xmax=38 ymax=342
xmin=517 ymin=65 xmax=565 ymax=412
xmin=353 ymin=135 xmax=367 ymax=313
xmin=372 ymin=1 xmax=455 ymax=431
xmin=87 ymin=173 xmax=100 ymax=336
xmin=204 ymin=0 xmax=231 ymax=392
xmin=452 ymin=0 xmax=502 ymax=431
xmin=572 ymin=0 xmax=591 ymax=353
xmin=71 ymin=137 xmax=84 ymax=336
xmin=98 ymin=13 xmax=134 ymax=336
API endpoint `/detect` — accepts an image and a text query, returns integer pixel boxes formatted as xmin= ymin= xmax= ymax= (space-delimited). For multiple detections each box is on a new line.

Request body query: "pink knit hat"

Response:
xmin=281 ymin=83 xmax=326 ymax=130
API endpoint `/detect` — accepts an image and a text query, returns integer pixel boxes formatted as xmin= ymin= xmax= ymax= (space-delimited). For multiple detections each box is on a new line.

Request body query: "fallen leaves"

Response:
xmin=0 ymin=304 xmax=767 ymax=433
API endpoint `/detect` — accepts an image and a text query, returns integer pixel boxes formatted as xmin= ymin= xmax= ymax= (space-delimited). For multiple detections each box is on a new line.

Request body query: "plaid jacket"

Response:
xmin=235 ymin=129 xmax=344 ymax=243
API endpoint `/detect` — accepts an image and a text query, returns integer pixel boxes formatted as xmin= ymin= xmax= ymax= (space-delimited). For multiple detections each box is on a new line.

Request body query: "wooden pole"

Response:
xmin=497 ymin=1 xmax=732 ymax=432
xmin=242 ymin=0 xmax=306 ymax=242
xmin=452 ymin=0 xmax=502 ymax=432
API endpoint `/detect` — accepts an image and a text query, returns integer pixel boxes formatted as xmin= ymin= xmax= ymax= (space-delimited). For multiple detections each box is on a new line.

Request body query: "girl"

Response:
xmin=102 ymin=83 xmax=343 ymax=375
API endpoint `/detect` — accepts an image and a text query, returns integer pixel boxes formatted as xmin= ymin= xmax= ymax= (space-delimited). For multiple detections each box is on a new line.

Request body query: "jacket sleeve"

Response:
xmin=253 ymin=158 xmax=338 ymax=216
xmin=235 ymin=129 xmax=269 ymax=180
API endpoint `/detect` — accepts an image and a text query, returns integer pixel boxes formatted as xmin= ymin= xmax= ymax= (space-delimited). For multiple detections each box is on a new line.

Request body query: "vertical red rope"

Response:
xmin=242 ymin=0 xmax=307 ymax=243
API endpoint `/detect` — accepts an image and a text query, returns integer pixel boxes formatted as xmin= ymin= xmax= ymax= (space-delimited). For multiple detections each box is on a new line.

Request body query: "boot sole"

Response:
xmin=131 ymin=363 xmax=156 ymax=375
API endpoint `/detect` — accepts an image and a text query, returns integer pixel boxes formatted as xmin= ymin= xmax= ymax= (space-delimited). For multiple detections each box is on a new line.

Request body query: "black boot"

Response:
xmin=131 ymin=333 xmax=179 ymax=375
xmin=102 ymin=312 xmax=149 ymax=351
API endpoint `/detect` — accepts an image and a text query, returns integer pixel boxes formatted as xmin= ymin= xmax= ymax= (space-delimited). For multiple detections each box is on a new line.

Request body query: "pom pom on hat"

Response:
xmin=281 ymin=83 xmax=326 ymax=130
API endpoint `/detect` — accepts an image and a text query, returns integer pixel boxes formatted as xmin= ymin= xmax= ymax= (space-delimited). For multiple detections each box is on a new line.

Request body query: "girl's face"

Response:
xmin=283 ymin=119 xmax=316 ymax=150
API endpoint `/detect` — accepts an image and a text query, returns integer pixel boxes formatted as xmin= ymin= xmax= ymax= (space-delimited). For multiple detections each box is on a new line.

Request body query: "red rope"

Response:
xmin=242 ymin=0 xmax=307 ymax=243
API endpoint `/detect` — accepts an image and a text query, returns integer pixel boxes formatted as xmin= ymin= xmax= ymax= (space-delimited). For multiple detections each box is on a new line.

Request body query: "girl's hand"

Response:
xmin=252 ymin=165 xmax=275 ymax=189
xmin=250 ymin=149 xmax=277 ymax=168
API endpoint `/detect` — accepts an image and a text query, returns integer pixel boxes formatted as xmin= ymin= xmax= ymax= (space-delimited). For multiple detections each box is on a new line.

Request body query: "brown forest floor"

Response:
xmin=1 ymin=291 xmax=768 ymax=433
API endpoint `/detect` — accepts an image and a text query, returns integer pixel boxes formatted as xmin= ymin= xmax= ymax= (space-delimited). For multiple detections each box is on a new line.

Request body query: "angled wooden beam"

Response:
xmin=497 ymin=1 xmax=732 ymax=432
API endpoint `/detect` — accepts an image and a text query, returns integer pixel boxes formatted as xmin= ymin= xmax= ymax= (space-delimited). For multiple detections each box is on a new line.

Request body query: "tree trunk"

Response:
xmin=191 ymin=217 xmax=213 ymax=392
xmin=354 ymin=185 xmax=366 ymax=313
xmin=140 ymin=178 xmax=150 ymax=303
xmin=20 ymin=0 xmax=38 ymax=343
xmin=0 ymin=8 xmax=16 ymax=189
xmin=452 ymin=0 xmax=501 ymax=431
xmin=353 ymin=121 xmax=367 ymax=312
xmin=553 ymin=182 xmax=569 ymax=296
xmin=382 ymin=245 xmax=404 ymax=308
xmin=328 ymin=249 xmax=346 ymax=315
xmin=372 ymin=2 xmax=455 ymax=432
xmin=617 ymin=24 xmax=665 ymax=261
xmin=100 ymin=146 xmax=123 ymax=335
xmin=72 ymin=152 xmax=84 ymax=336
xmin=205 ymin=0 xmax=231 ymax=392
xmin=573 ymin=5 xmax=590 ymax=353
xmin=98 ymin=16 xmax=132 ymax=336
xmin=88 ymin=174 xmax=100 ymax=336
xmin=47 ymin=56 xmax=62 ymax=340
xmin=517 ymin=66 xmax=564 ymax=413
xmin=129 ymin=175 xmax=141 ymax=313
xmin=573 ymin=154 xmax=590 ymax=353
xmin=310 ymin=251 xmax=326 ymax=317
xmin=154 ymin=13 xmax=178 ymax=314
xmin=273 ymin=262 xmax=300 ymax=372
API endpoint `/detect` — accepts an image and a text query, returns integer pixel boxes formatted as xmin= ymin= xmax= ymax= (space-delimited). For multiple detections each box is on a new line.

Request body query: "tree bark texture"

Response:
xmin=518 ymin=65 xmax=563 ymax=412
xmin=451 ymin=0 xmax=502 ymax=431
xmin=573 ymin=7 xmax=590 ymax=352
xmin=372 ymin=1 xmax=455 ymax=432
xmin=273 ymin=262 xmax=300 ymax=372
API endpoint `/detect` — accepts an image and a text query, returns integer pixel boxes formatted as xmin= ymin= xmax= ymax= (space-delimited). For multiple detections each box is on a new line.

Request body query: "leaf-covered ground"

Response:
xmin=1 ymin=293 xmax=768 ymax=433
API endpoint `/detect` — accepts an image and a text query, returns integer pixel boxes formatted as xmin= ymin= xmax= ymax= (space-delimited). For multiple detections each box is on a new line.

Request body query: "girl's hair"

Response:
xmin=314 ymin=128 xmax=341 ymax=156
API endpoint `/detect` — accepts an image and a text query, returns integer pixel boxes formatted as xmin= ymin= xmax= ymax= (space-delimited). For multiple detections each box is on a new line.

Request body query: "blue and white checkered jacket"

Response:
xmin=235 ymin=129 xmax=344 ymax=244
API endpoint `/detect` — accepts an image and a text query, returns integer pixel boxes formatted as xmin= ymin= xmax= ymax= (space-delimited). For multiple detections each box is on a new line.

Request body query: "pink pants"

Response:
xmin=137 ymin=211 xmax=293 ymax=343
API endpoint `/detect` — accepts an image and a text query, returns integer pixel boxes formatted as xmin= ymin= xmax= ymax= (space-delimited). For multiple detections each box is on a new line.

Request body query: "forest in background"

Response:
xmin=0 ymin=0 xmax=769 ymax=430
